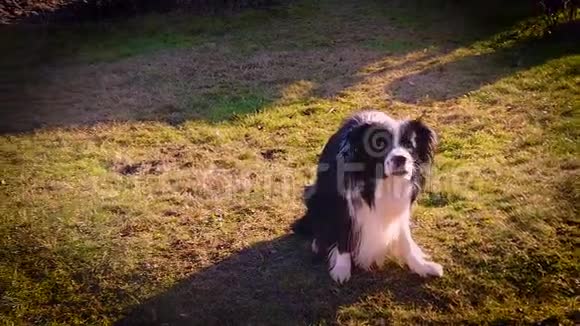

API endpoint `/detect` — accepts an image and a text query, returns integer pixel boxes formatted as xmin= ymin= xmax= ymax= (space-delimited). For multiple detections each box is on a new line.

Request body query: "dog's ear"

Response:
xmin=408 ymin=120 xmax=437 ymax=165
xmin=337 ymin=135 xmax=353 ymax=160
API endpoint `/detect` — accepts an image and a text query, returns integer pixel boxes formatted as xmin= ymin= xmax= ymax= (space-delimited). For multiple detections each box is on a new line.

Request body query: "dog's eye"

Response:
xmin=402 ymin=132 xmax=417 ymax=150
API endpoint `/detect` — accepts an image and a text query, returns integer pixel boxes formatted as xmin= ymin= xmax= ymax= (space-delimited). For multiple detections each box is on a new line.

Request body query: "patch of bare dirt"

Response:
xmin=112 ymin=145 xmax=188 ymax=176
xmin=114 ymin=159 xmax=167 ymax=176
xmin=260 ymin=148 xmax=286 ymax=161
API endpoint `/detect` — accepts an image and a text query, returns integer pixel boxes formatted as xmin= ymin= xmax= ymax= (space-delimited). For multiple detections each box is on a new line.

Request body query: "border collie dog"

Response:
xmin=293 ymin=111 xmax=443 ymax=283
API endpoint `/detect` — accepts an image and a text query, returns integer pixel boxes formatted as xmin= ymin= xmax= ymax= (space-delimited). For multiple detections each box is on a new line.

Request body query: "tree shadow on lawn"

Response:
xmin=0 ymin=22 xmax=399 ymax=133
xmin=0 ymin=0 xmax=546 ymax=134
xmin=387 ymin=23 xmax=580 ymax=104
xmin=116 ymin=234 xmax=448 ymax=325
xmin=0 ymin=44 xmax=388 ymax=133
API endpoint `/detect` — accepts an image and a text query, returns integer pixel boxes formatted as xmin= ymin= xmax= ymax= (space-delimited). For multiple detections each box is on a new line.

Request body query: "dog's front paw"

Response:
xmin=328 ymin=249 xmax=352 ymax=284
xmin=408 ymin=260 xmax=443 ymax=277
xmin=329 ymin=260 xmax=351 ymax=284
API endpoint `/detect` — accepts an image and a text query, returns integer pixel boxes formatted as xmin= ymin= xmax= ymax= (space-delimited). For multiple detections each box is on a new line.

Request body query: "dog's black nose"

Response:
xmin=392 ymin=155 xmax=406 ymax=168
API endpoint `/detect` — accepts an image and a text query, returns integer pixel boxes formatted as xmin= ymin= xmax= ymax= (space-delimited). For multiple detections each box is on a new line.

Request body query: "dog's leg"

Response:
xmin=398 ymin=213 xmax=443 ymax=277
xmin=327 ymin=216 xmax=353 ymax=284
xmin=328 ymin=246 xmax=351 ymax=284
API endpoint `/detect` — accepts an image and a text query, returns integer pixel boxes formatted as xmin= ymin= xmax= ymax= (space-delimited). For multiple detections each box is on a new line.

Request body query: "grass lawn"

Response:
xmin=0 ymin=0 xmax=579 ymax=324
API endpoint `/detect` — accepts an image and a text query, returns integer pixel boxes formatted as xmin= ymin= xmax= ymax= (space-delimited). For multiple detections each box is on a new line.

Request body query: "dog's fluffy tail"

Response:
xmin=292 ymin=185 xmax=316 ymax=236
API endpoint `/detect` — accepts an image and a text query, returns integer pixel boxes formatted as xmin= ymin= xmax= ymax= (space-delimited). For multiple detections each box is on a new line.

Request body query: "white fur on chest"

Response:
xmin=352 ymin=177 xmax=412 ymax=269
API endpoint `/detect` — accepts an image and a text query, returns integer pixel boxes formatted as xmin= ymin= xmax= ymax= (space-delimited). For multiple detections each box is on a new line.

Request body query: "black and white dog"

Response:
xmin=293 ymin=111 xmax=443 ymax=283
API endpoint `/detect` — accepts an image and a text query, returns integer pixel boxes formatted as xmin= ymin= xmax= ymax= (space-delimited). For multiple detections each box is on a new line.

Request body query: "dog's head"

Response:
xmin=341 ymin=119 xmax=437 ymax=181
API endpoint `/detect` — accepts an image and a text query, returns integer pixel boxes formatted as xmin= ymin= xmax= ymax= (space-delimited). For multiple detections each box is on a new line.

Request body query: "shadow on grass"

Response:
xmin=115 ymin=234 xmax=447 ymax=325
xmin=0 ymin=2 xmax=387 ymax=133
xmin=0 ymin=43 xmax=385 ymax=133
xmin=0 ymin=0 xmax=547 ymax=134
xmin=387 ymin=22 xmax=580 ymax=104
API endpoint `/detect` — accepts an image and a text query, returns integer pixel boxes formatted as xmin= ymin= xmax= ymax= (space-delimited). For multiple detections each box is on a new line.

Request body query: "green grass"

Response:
xmin=188 ymin=89 xmax=273 ymax=122
xmin=1 ymin=0 xmax=579 ymax=325
xmin=363 ymin=39 xmax=421 ymax=53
